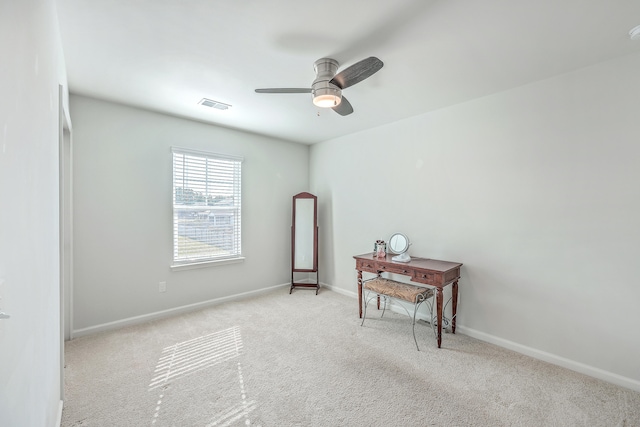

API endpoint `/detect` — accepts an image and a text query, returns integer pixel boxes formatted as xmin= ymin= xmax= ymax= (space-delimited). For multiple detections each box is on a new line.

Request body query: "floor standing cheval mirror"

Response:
xmin=290 ymin=192 xmax=319 ymax=294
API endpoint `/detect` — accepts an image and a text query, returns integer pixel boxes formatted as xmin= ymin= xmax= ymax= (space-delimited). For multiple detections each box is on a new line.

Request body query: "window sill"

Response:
xmin=171 ymin=256 xmax=245 ymax=271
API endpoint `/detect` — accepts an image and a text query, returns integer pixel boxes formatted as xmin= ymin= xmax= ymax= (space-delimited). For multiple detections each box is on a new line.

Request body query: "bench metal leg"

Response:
xmin=361 ymin=292 xmax=389 ymax=324
xmin=361 ymin=291 xmax=379 ymax=326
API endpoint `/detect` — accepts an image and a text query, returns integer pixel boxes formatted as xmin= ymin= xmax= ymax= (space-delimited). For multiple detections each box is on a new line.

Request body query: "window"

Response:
xmin=172 ymin=147 xmax=242 ymax=265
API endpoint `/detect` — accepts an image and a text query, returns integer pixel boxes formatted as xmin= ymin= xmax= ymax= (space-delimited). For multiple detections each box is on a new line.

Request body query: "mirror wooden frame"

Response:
xmin=290 ymin=192 xmax=319 ymax=294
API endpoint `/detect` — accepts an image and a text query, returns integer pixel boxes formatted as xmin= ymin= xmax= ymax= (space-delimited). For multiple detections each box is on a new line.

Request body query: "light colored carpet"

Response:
xmin=63 ymin=288 xmax=640 ymax=426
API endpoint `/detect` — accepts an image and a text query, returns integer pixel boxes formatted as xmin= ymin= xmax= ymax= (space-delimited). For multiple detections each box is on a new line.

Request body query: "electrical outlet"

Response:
xmin=159 ymin=281 xmax=166 ymax=293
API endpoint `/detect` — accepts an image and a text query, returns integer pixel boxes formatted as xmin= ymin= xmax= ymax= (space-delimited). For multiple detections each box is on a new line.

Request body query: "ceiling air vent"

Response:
xmin=198 ymin=98 xmax=231 ymax=110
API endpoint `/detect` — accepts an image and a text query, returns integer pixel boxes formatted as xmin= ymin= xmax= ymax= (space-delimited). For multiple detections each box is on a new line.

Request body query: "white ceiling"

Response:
xmin=56 ymin=0 xmax=640 ymax=145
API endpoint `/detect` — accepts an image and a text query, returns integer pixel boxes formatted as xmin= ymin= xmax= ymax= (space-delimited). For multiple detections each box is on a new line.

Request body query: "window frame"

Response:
xmin=170 ymin=147 xmax=244 ymax=269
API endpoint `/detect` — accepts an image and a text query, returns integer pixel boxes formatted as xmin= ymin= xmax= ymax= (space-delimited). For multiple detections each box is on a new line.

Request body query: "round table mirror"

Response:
xmin=388 ymin=233 xmax=411 ymax=262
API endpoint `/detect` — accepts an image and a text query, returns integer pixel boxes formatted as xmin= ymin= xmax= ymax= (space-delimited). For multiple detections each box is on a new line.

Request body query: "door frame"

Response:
xmin=59 ymin=85 xmax=73 ymax=399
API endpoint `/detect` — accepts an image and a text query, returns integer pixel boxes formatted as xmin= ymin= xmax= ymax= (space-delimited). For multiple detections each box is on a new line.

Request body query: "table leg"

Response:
xmin=357 ymin=269 xmax=363 ymax=318
xmin=452 ymin=280 xmax=458 ymax=334
xmin=436 ymin=287 xmax=443 ymax=348
xmin=376 ymin=272 xmax=381 ymax=310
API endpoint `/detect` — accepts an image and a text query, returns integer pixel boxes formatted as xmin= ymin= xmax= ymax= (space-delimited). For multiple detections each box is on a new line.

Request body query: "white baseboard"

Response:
xmin=56 ymin=400 xmax=63 ymax=427
xmin=320 ymin=282 xmax=357 ymax=298
xmin=458 ymin=325 xmax=640 ymax=393
xmin=72 ymin=283 xmax=289 ymax=338
xmin=322 ymin=282 xmax=640 ymax=393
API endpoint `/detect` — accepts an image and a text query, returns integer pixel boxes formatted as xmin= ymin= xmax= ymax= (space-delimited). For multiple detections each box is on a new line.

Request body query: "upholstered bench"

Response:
xmin=361 ymin=277 xmax=435 ymax=350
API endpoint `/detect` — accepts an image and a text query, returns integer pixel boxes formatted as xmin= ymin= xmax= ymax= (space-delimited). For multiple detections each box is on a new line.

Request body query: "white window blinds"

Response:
xmin=172 ymin=148 xmax=242 ymax=264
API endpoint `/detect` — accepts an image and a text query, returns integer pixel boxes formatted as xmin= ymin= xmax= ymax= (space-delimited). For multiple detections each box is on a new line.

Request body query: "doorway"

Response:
xmin=59 ymin=85 xmax=73 ymax=399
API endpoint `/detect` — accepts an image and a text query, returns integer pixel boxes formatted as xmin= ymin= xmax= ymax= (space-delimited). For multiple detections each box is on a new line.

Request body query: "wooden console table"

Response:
xmin=354 ymin=253 xmax=462 ymax=348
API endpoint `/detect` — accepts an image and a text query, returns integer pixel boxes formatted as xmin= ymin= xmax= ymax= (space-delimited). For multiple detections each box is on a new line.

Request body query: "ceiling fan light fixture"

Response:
xmin=312 ymin=80 xmax=342 ymax=108
xmin=313 ymin=89 xmax=342 ymax=108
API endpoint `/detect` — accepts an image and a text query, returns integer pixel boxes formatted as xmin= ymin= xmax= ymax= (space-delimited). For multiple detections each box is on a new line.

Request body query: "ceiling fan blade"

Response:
xmin=330 ymin=57 xmax=383 ymax=90
xmin=255 ymin=88 xmax=311 ymax=94
xmin=332 ymin=96 xmax=353 ymax=116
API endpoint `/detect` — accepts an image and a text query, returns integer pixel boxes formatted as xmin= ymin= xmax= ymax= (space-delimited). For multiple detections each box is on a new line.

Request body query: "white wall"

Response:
xmin=70 ymin=95 xmax=309 ymax=332
xmin=310 ymin=52 xmax=640 ymax=390
xmin=0 ymin=0 xmax=68 ymax=425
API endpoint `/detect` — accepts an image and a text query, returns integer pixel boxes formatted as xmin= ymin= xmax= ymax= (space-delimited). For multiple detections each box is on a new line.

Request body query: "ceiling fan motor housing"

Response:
xmin=312 ymin=58 xmax=342 ymax=106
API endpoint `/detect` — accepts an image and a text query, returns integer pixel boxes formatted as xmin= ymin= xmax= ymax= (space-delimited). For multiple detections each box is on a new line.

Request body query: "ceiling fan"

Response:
xmin=255 ymin=57 xmax=383 ymax=116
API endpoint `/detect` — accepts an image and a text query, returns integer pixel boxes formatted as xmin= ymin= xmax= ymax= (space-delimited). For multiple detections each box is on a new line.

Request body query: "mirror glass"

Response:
xmin=294 ymin=198 xmax=315 ymax=270
xmin=388 ymin=233 xmax=409 ymax=254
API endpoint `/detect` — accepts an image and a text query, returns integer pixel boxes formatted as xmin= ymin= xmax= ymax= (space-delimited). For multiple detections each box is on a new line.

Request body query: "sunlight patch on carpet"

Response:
xmin=205 ymin=362 xmax=258 ymax=427
xmin=148 ymin=326 xmax=243 ymax=390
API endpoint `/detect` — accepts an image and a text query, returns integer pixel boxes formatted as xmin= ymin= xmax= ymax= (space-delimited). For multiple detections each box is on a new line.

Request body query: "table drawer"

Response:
xmin=356 ymin=259 xmax=379 ymax=273
xmin=412 ymin=270 xmax=437 ymax=285
xmin=377 ymin=264 xmax=413 ymax=276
